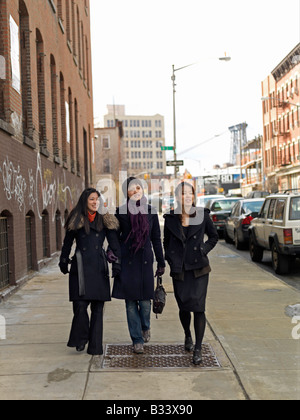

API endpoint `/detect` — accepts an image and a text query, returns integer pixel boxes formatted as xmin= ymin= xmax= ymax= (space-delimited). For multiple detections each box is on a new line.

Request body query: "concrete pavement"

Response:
xmin=0 ymin=241 xmax=299 ymax=400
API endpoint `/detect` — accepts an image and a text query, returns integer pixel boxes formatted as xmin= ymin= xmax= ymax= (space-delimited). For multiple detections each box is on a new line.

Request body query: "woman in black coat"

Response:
xmin=163 ymin=182 xmax=218 ymax=365
xmin=59 ymin=188 xmax=121 ymax=356
xmin=111 ymin=177 xmax=165 ymax=354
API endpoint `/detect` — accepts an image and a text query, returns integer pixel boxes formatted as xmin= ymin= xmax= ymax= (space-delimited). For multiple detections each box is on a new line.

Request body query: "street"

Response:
xmin=220 ymin=239 xmax=300 ymax=291
xmin=0 ymin=238 xmax=300 ymax=400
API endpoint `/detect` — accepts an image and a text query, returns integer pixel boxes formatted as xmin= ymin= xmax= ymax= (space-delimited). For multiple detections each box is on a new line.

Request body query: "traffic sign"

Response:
xmin=161 ymin=146 xmax=174 ymax=151
xmin=166 ymin=160 xmax=184 ymax=167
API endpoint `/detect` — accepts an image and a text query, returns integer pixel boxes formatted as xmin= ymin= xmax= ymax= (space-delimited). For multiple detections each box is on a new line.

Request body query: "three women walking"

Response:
xmin=59 ymin=180 xmax=218 ymax=364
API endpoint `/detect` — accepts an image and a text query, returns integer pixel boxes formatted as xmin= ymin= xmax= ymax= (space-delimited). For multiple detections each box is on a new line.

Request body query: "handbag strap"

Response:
xmin=157 ymin=276 xmax=163 ymax=288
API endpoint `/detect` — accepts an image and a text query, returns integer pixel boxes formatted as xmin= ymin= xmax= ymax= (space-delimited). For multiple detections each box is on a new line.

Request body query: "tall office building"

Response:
xmin=104 ymin=105 xmax=166 ymax=177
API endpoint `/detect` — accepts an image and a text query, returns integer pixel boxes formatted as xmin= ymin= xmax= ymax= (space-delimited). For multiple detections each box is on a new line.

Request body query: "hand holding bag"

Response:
xmin=153 ymin=276 xmax=167 ymax=318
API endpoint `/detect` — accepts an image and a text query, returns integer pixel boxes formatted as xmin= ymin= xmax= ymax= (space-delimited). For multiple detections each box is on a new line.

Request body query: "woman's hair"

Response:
xmin=175 ymin=182 xmax=196 ymax=221
xmin=65 ymin=188 xmax=103 ymax=233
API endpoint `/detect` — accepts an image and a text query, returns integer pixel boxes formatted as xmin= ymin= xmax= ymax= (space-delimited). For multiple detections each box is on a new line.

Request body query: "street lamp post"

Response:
xmin=171 ymin=55 xmax=231 ymax=177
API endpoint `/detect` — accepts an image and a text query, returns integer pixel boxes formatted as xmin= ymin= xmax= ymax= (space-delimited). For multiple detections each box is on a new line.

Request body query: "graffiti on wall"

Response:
xmin=0 ymin=152 xmax=79 ymax=221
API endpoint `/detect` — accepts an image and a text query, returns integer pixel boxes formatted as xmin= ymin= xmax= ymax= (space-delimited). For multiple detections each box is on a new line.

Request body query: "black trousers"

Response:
xmin=67 ymin=300 xmax=105 ymax=355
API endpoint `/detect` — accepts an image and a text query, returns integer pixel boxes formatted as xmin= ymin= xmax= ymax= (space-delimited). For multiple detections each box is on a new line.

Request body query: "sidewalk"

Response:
xmin=0 ymin=242 xmax=299 ymax=400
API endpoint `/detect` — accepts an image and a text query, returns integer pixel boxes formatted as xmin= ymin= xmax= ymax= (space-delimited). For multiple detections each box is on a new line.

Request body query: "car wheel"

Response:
xmin=249 ymin=235 xmax=263 ymax=262
xmin=224 ymin=227 xmax=233 ymax=244
xmin=271 ymin=243 xmax=291 ymax=275
xmin=234 ymin=230 xmax=244 ymax=250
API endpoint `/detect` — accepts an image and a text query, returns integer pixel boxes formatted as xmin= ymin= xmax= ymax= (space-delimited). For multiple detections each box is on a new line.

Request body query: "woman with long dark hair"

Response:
xmin=59 ymin=188 xmax=121 ymax=356
xmin=111 ymin=177 xmax=165 ymax=354
xmin=163 ymin=182 xmax=218 ymax=364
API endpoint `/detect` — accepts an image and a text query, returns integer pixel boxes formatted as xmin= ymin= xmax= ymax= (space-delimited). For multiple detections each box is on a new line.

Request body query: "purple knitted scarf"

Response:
xmin=125 ymin=196 xmax=149 ymax=254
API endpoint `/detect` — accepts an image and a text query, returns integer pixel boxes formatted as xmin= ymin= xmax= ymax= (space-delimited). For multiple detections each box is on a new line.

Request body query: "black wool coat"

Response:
xmin=163 ymin=207 xmax=219 ymax=274
xmin=60 ymin=213 xmax=121 ymax=302
xmin=112 ymin=204 xmax=165 ymax=301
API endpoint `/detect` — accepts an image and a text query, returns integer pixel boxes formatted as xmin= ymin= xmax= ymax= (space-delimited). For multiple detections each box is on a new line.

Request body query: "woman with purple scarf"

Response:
xmin=111 ymin=177 xmax=165 ymax=354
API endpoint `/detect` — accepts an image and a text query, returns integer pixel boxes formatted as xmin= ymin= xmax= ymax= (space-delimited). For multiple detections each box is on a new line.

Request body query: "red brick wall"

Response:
xmin=0 ymin=0 xmax=95 ymax=291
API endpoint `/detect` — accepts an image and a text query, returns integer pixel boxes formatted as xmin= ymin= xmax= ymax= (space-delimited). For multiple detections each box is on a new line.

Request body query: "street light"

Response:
xmin=171 ymin=55 xmax=231 ymax=177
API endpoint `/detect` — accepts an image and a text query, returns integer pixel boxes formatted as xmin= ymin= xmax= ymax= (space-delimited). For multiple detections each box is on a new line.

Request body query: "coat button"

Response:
xmin=83 ymin=247 xmax=87 ymax=251
xmin=144 ymin=261 xmax=148 ymax=265
xmin=194 ymin=247 xmax=197 ymax=251
xmin=95 ymin=246 xmax=99 ymax=250
xmin=193 ymin=235 xmax=197 ymax=239
xmin=96 ymin=233 xmax=99 ymax=237
xmin=195 ymin=259 xmax=198 ymax=263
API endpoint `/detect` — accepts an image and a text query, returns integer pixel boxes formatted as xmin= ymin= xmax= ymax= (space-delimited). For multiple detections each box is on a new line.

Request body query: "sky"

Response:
xmin=90 ymin=0 xmax=300 ymax=175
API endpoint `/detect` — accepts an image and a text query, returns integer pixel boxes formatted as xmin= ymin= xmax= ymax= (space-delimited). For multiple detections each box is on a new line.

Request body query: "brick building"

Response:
xmin=0 ymin=0 xmax=95 ymax=296
xmin=262 ymin=43 xmax=300 ymax=192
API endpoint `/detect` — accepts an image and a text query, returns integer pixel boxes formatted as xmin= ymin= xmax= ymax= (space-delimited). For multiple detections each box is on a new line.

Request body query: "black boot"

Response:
xmin=193 ymin=348 xmax=202 ymax=365
xmin=184 ymin=336 xmax=194 ymax=352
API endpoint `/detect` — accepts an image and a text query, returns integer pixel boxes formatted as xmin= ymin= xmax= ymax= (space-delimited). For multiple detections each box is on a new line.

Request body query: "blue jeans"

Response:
xmin=125 ymin=300 xmax=151 ymax=344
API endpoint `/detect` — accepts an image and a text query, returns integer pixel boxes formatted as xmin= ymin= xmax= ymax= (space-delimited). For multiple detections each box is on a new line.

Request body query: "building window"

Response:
xmin=74 ymin=98 xmax=80 ymax=175
xmin=50 ymin=55 xmax=59 ymax=161
xmin=102 ymin=135 xmax=110 ymax=149
xmin=66 ymin=0 xmax=71 ymax=43
xmin=19 ymin=0 xmax=34 ymax=141
xmin=103 ymin=159 xmax=111 ymax=174
xmin=60 ymin=73 xmax=67 ymax=164
xmin=36 ymin=29 xmax=48 ymax=155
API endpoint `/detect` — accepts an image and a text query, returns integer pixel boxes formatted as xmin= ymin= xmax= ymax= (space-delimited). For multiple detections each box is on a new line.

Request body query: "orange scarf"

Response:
xmin=88 ymin=211 xmax=96 ymax=223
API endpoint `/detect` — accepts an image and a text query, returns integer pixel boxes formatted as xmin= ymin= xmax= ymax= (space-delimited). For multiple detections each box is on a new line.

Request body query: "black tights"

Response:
xmin=179 ymin=310 xmax=206 ymax=350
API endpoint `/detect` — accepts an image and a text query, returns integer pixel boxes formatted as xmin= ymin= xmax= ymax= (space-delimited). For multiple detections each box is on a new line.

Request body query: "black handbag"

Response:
xmin=153 ymin=276 xmax=167 ymax=318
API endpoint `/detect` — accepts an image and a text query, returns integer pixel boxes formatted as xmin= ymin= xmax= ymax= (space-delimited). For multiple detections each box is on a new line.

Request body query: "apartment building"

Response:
xmin=104 ymin=105 xmax=166 ymax=178
xmin=261 ymin=43 xmax=300 ymax=192
xmin=0 ymin=0 xmax=94 ymax=295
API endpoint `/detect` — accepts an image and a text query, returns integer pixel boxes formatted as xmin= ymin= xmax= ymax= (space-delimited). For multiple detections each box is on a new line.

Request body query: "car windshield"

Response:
xmin=211 ymin=199 xmax=239 ymax=211
xmin=197 ymin=195 xmax=224 ymax=207
xmin=289 ymin=197 xmax=300 ymax=220
xmin=242 ymin=201 xmax=264 ymax=214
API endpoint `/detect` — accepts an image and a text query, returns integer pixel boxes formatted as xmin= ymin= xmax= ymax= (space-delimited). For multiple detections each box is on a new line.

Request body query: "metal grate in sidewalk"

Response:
xmin=102 ymin=343 xmax=221 ymax=370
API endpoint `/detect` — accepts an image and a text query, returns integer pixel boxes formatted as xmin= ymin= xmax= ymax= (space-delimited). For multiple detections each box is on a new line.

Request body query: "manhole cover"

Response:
xmin=102 ymin=343 xmax=221 ymax=370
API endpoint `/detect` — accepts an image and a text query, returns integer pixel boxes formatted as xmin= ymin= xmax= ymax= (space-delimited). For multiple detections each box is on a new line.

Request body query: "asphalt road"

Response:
xmin=219 ymin=239 xmax=300 ymax=292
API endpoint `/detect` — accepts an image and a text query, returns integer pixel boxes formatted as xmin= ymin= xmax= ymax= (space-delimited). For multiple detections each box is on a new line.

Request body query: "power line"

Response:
xmin=177 ymin=131 xmax=228 ymax=155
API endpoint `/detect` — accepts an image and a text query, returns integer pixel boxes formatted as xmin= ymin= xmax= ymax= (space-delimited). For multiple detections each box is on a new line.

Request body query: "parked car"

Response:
xmin=224 ymin=198 xmax=265 ymax=249
xmin=205 ymin=197 xmax=242 ymax=237
xmin=246 ymin=191 xmax=270 ymax=199
xmin=248 ymin=191 xmax=300 ymax=274
xmin=196 ymin=194 xmax=225 ymax=207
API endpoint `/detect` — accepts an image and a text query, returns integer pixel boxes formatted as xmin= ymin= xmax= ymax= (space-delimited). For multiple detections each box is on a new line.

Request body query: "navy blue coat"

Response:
xmin=163 ymin=208 xmax=219 ymax=273
xmin=112 ymin=204 xmax=165 ymax=301
xmin=60 ymin=214 xmax=121 ymax=302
